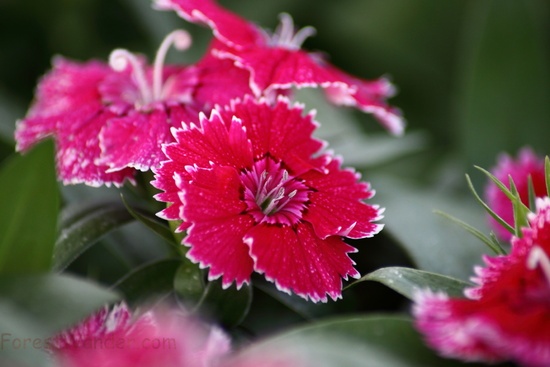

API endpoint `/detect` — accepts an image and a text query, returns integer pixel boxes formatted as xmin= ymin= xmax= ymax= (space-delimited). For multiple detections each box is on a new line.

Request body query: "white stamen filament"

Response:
xmin=272 ymin=13 xmax=316 ymax=50
xmin=109 ymin=29 xmax=191 ymax=105
xmin=153 ymin=30 xmax=191 ymax=100
xmin=527 ymin=245 xmax=550 ymax=287
xmin=109 ymin=49 xmax=152 ymax=103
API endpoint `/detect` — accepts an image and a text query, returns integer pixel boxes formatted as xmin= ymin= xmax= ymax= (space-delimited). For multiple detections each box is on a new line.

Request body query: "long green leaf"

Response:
xmin=113 ymin=259 xmax=181 ymax=307
xmin=465 ymin=173 xmax=515 ymax=235
xmin=434 ymin=210 xmax=505 ymax=255
xmin=348 ymin=266 xmax=471 ymax=300
xmin=195 ymin=280 xmax=252 ymax=328
xmin=0 ymin=274 xmax=119 ymax=367
xmin=0 ymin=142 xmax=59 ymax=273
xmin=229 ymin=314 xmax=483 ymax=367
xmin=53 ymin=201 xmax=134 ymax=272
xmin=120 ymin=194 xmax=178 ymax=250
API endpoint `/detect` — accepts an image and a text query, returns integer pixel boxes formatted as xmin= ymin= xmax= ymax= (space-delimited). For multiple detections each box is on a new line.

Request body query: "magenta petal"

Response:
xmin=183 ymin=165 xmax=255 ymax=288
xmin=169 ymin=109 xmax=254 ymax=170
xmin=55 ymin=107 xmax=134 ymax=187
xmin=218 ymin=48 xmax=348 ymax=97
xmin=193 ymin=53 xmax=255 ymax=108
xmin=246 ymin=223 xmax=359 ymax=302
xmin=27 ymin=57 xmax=109 ymax=119
xmin=153 ymin=0 xmax=262 ymax=49
xmin=302 ymin=156 xmax=383 ymax=239
xmin=98 ymin=110 xmax=173 ymax=172
xmin=219 ymin=97 xmax=325 ymax=175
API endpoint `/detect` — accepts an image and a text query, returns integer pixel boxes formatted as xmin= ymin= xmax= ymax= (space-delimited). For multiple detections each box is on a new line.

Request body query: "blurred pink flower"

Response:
xmin=413 ymin=197 xmax=550 ymax=367
xmin=485 ymin=147 xmax=546 ymax=240
xmin=152 ymin=96 xmax=383 ymax=302
xmin=15 ymin=30 xmax=253 ymax=187
xmin=50 ymin=303 xmax=230 ymax=367
xmin=154 ymin=0 xmax=405 ymax=135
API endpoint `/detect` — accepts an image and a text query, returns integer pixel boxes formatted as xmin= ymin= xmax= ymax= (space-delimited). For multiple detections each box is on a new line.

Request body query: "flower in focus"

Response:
xmin=50 ymin=303 xmax=230 ymax=367
xmin=154 ymin=0 xmax=405 ymax=135
xmin=413 ymin=197 xmax=550 ymax=367
xmin=485 ymin=147 xmax=546 ymax=240
xmin=152 ymin=96 xmax=383 ymax=302
xmin=15 ymin=29 xmax=253 ymax=187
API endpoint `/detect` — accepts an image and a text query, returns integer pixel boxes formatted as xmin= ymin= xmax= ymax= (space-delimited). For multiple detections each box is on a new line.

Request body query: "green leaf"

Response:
xmin=195 ymin=280 xmax=252 ymax=328
xmin=113 ymin=259 xmax=181 ymax=307
xmin=349 ymin=266 xmax=472 ymax=300
xmin=53 ymin=201 xmax=135 ymax=272
xmin=120 ymin=194 xmax=179 ymax=252
xmin=174 ymin=260 xmax=204 ymax=306
xmin=371 ymin=175 xmax=487 ymax=279
xmin=0 ymin=274 xmax=119 ymax=367
xmin=466 ymin=173 xmax=515 ymax=235
xmin=509 ymin=177 xmax=530 ymax=236
xmin=434 ymin=209 xmax=505 ymax=255
xmin=0 ymin=142 xmax=59 ymax=273
xmin=231 ymin=314 xmax=482 ymax=367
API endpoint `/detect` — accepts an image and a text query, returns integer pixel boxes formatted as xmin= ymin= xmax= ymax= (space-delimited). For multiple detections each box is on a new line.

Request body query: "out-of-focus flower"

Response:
xmin=485 ymin=147 xmax=546 ymax=240
xmin=413 ymin=197 xmax=550 ymax=367
xmin=50 ymin=303 xmax=230 ymax=367
xmin=152 ymin=96 xmax=383 ymax=302
xmin=15 ymin=30 xmax=253 ymax=187
xmin=153 ymin=0 xmax=405 ymax=135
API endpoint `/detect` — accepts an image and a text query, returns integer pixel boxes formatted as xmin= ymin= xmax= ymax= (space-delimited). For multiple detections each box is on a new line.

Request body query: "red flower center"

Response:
xmin=241 ymin=157 xmax=310 ymax=226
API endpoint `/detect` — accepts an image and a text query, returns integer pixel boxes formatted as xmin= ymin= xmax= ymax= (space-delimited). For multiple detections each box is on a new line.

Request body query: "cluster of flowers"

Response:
xmin=414 ymin=148 xmax=550 ymax=367
xmin=15 ymin=0 xmax=402 ymax=303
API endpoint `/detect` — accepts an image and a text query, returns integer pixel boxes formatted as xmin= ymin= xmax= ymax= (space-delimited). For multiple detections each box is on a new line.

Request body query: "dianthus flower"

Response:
xmin=485 ymin=147 xmax=546 ymax=240
xmin=413 ymin=197 xmax=550 ymax=367
xmin=50 ymin=303 xmax=230 ymax=367
xmin=153 ymin=0 xmax=405 ymax=135
xmin=15 ymin=30 xmax=253 ymax=186
xmin=152 ymin=96 xmax=383 ymax=302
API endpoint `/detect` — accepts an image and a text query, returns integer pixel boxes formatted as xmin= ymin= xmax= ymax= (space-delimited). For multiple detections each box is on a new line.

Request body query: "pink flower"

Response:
xmin=152 ymin=96 xmax=383 ymax=302
xmin=153 ymin=0 xmax=405 ymax=135
xmin=50 ymin=303 xmax=230 ymax=367
xmin=485 ymin=147 xmax=546 ymax=240
xmin=413 ymin=197 xmax=550 ymax=367
xmin=15 ymin=30 xmax=253 ymax=186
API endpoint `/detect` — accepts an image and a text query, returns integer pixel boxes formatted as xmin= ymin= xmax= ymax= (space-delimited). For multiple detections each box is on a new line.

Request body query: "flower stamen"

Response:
xmin=109 ymin=49 xmax=152 ymax=104
xmin=152 ymin=29 xmax=191 ymax=100
xmin=270 ymin=13 xmax=316 ymax=50
xmin=108 ymin=29 xmax=191 ymax=105
xmin=241 ymin=158 xmax=310 ymax=225
xmin=527 ymin=245 xmax=550 ymax=287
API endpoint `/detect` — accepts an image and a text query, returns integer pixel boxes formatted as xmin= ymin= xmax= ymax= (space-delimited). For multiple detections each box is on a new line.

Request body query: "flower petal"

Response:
xmin=98 ymin=110 xmax=172 ymax=172
xmin=168 ymin=109 xmax=254 ymax=171
xmin=183 ymin=165 xmax=255 ymax=288
xmin=219 ymin=96 xmax=325 ymax=175
xmin=302 ymin=156 xmax=383 ymax=239
xmin=245 ymin=222 xmax=359 ymax=302
xmin=54 ymin=107 xmax=134 ymax=187
xmin=153 ymin=0 xmax=262 ymax=49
